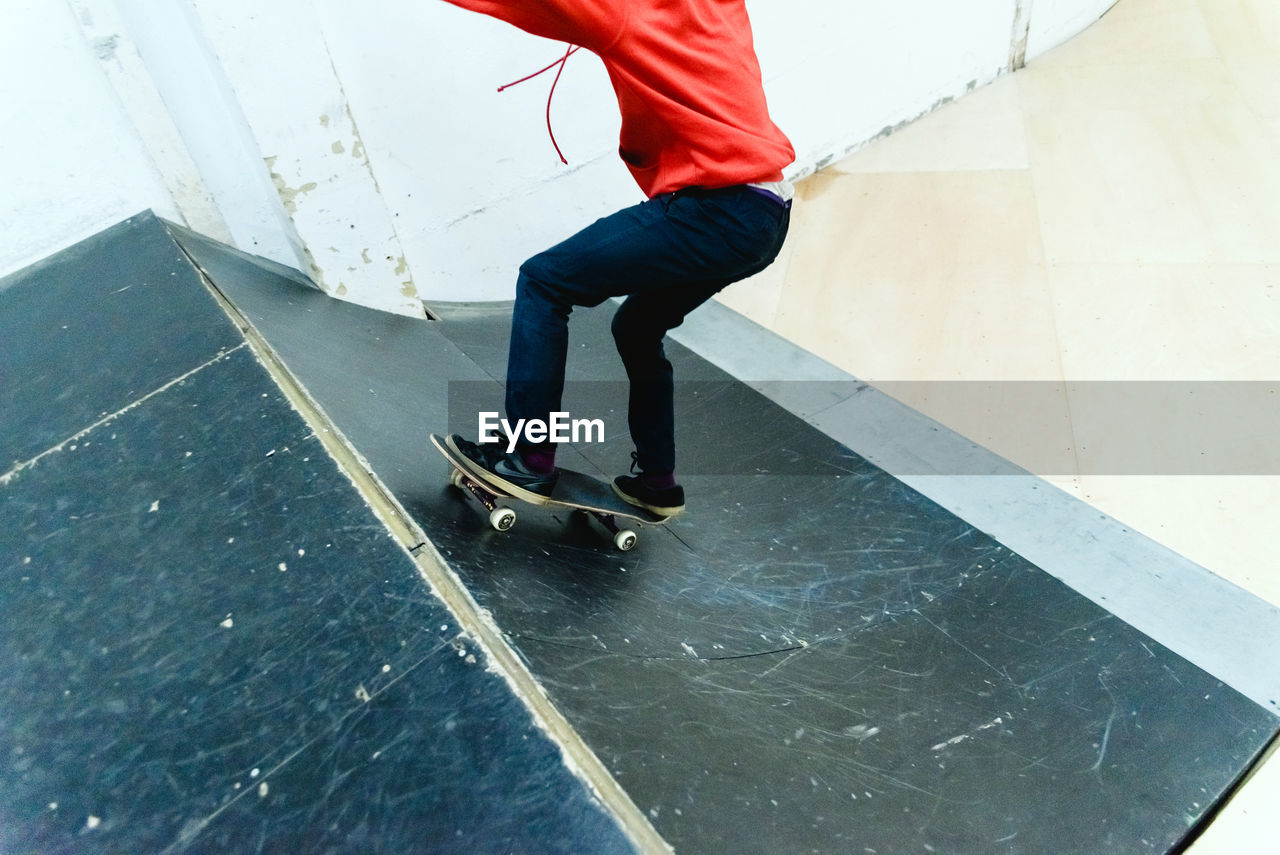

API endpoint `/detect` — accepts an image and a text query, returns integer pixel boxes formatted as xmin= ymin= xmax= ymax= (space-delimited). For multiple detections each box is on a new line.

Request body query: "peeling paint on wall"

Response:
xmin=93 ymin=34 xmax=119 ymax=62
xmin=341 ymin=103 xmax=376 ymax=186
xmin=873 ymin=92 xmax=961 ymax=143
xmin=296 ymin=243 xmax=327 ymax=290
xmin=264 ymin=155 xmax=319 ymax=215
xmin=239 ymin=66 xmax=422 ymax=316
xmin=1010 ymin=0 xmax=1034 ymax=70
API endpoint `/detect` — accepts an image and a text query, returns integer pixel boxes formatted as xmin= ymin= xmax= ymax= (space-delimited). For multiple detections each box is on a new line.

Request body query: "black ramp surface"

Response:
xmin=0 ymin=213 xmax=638 ymax=855
xmin=167 ymin=225 xmax=499 ymax=501
xmin=0 ymin=215 xmax=242 ymax=469
xmin=178 ymin=221 xmax=1280 ymax=854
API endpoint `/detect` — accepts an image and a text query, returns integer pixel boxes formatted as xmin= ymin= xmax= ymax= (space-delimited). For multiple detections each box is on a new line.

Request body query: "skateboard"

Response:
xmin=429 ymin=434 xmax=669 ymax=551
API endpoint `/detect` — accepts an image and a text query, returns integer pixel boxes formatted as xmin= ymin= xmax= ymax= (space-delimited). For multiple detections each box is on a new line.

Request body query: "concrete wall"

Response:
xmin=2 ymin=0 xmax=1119 ymax=311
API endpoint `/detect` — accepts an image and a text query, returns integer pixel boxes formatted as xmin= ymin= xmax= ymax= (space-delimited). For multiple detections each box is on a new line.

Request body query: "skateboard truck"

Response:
xmin=449 ymin=467 xmax=518 ymax=532
xmin=448 ymin=466 xmax=639 ymax=551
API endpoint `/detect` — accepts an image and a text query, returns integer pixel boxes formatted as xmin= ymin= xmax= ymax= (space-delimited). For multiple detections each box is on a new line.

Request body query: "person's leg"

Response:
xmin=611 ymin=190 xmax=791 ymax=478
xmin=453 ymin=186 xmax=789 ymax=504
xmin=610 ymin=278 xmax=725 ymax=477
xmin=451 ymin=200 xmax=687 ymax=502
xmin=605 ymin=279 xmax=722 ymax=517
xmin=505 ymin=190 xmax=788 ymax=430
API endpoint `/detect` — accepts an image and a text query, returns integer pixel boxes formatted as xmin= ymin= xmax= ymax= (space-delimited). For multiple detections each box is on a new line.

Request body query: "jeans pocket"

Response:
xmin=689 ymin=192 xmax=787 ymax=270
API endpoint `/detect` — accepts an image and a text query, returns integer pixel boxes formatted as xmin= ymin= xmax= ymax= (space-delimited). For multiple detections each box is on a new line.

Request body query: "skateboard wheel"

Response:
xmin=489 ymin=507 xmax=517 ymax=532
xmin=449 ymin=468 xmax=465 ymax=489
xmin=614 ymin=530 xmax=637 ymax=551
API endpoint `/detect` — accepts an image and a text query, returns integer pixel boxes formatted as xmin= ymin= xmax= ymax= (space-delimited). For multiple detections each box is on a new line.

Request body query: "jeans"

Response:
xmin=506 ymin=184 xmax=792 ymax=473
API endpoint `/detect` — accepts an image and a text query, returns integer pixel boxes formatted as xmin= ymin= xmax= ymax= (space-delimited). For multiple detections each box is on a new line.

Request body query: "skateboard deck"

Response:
xmin=429 ymin=434 xmax=668 ymax=551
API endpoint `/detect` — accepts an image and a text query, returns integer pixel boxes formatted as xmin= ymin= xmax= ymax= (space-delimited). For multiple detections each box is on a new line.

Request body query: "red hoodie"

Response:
xmin=442 ymin=0 xmax=795 ymax=197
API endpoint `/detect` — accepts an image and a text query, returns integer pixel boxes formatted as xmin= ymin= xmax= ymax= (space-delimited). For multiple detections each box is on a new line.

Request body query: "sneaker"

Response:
xmin=612 ymin=473 xmax=685 ymax=518
xmin=446 ymin=434 xmax=558 ymax=505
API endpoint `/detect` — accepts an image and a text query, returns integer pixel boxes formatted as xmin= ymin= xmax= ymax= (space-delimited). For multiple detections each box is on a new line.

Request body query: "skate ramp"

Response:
xmin=0 ymin=214 xmax=640 ymax=855
xmin=2 ymin=213 xmax=1277 ymax=854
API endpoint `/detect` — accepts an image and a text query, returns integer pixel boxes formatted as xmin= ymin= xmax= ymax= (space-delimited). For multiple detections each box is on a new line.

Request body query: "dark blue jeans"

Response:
xmin=507 ymin=185 xmax=791 ymax=473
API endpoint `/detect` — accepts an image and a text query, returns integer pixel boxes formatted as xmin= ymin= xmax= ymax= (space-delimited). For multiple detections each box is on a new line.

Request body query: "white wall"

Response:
xmin=1025 ymin=0 xmax=1123 ymax=59
xmin=3 ymin=0 xmax=1118 ymax=310
xmin=0 ymin=0 xmax=180 ymax=278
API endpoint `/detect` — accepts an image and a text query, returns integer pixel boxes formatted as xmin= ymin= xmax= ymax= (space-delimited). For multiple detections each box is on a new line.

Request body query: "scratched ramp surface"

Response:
xmin=171 ymin=222 xmax=1280 ymax=854
xmin=0 ymin=213 xmax=637 ymax=855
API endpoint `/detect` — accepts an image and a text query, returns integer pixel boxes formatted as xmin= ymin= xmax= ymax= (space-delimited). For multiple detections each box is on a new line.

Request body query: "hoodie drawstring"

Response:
xmin=498 ymin=44 xmax=579 ymax=165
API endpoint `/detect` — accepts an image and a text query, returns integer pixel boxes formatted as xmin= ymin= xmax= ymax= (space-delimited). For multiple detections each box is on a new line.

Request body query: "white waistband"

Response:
xmin=747 ymin=180 xmax=795 ymax=203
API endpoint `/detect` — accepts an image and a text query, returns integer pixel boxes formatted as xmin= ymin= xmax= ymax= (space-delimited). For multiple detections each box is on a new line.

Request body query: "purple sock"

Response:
xmin=522 ymin=447 xmax=557 ymax=475
xmin=641 ymin=470 xmax=677 ymax=490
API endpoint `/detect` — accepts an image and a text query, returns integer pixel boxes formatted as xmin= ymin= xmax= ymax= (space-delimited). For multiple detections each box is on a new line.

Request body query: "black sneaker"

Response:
xmin=612 ymin=474 xmax=685 ymax=518
xmin=446 ymin=434 xmax=558 ymax=505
